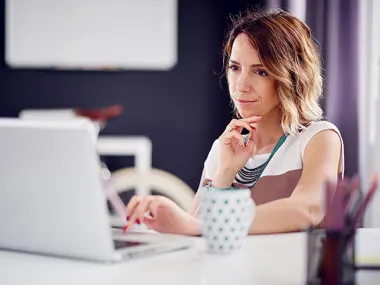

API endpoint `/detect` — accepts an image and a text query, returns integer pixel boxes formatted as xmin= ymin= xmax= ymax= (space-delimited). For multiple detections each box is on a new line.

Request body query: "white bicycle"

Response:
xmin=19 ymin=105 xmax=195 ymax=221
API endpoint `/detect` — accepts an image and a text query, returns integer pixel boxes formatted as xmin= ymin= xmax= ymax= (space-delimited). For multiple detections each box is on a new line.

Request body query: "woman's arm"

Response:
xmin=248 ymin=129 xmax=342 ymax=234
xmin=188 ymin=168 xmax=207 ymax=217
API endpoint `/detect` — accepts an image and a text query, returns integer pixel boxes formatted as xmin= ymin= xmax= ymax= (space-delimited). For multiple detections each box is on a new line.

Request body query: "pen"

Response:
xmin=322 ymin=179 xmax=334 ymax=231
xmin=323 ymin=179 xmax=345 ymax=231
xmin=344 ymin=175 xmax=361 ymax=213
xmin=345 ymin=174 xmax=379 ymax=246
xmin=333 ymin=180 xmax=345 ymax=231
xmin=350 ymin=174 xmax=379 ymax=231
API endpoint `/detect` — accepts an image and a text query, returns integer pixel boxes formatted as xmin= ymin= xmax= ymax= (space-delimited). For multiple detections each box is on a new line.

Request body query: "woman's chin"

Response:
xmin=238 ymin=110 xmax=260 ymax=119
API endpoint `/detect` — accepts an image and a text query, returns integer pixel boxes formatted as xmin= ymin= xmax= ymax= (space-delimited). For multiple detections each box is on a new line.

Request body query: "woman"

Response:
xmin=124 ymin=9 xmax=344 ymax=235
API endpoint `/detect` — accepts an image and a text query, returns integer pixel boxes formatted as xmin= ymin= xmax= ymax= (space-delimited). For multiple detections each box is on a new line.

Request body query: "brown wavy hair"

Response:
xmin=223 ymin=9 xmax=323 ymax=135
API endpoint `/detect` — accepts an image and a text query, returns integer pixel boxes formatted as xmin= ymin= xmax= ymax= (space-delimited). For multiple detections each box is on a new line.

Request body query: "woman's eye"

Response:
xmin=228 ymin=65 xmax=239 ymax=71
xmin=255 ymin=69 xmax=268 ymax=77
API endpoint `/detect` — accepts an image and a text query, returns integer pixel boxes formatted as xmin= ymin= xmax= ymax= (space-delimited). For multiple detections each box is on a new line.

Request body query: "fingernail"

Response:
xmin=136 ymin=219 xmax=140 ymax=225
xmin=122 ymin=225 xmax=128 ymax=232
xmin=244 ymin=142 xmax=247 ymax=147
xmin=126 ymin=215 xmax=130 ymax=221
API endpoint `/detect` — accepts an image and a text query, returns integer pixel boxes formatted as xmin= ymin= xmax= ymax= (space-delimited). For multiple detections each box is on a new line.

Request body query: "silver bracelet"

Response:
xmin=204 ymin=181 xmax=238 ymax=191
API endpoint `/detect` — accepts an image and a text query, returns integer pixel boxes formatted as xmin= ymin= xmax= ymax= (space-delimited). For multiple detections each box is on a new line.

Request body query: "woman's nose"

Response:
xmin=236 ymin=72 xmax=251 ymax=93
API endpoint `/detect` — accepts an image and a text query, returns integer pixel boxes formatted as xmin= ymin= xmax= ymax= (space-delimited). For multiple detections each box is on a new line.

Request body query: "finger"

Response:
xmin=127 ymin=196 xmax=154 ymax=227
xmin=247 ymin=127 xmax=256 ymax=142
xmin=226 ymin=119 xmax=243 ymax=133
xmin=125 ymin=195 xmax=142 ymax=220
xmin=146 ymin=197 xmax=162 ymax=219
xmin=221 ymin=130 xmax=246 ymax=146
xmin=133 ymin=196 xmax=154 ymax=224
xmin=240 ymin=115 xmax=262 ymax=124
xmin=142 ymin=215 xmax=157 ymax=230
xmin=227 ymin=119 xmax=254 ymax=133
xmin=140 ymin=198 xmax=162 ymax=230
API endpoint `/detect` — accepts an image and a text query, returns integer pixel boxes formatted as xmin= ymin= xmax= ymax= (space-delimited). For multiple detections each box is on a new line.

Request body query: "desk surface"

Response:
xmin=1 ymin=231 xmax=380 ymax=285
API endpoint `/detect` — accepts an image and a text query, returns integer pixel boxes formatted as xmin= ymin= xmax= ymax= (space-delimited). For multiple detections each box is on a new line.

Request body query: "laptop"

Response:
xmin=0 ymin=118 xmax=192 ymax=262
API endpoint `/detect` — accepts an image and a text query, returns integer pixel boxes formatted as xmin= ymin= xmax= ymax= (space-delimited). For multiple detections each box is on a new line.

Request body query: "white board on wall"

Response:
xmin=5 ymin=0 xmax=178 ymax=70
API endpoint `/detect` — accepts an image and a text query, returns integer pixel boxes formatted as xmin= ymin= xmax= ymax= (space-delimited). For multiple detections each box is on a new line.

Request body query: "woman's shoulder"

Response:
xmin=292 ymin=120 xmax=344 ymax=164
xmin=296 ymin=120 xmax=342 ymax=148
xmin=301 ymin=120 xmax=341 ymax=134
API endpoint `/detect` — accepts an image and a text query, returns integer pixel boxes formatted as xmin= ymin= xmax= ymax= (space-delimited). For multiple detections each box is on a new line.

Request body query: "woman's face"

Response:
xmin=227 ymin=33 xmax=278 ymax=119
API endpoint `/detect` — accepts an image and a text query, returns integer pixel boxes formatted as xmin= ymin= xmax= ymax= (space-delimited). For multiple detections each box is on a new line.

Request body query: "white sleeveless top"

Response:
xmin=203 ymin=121 xmax=345 ymax=205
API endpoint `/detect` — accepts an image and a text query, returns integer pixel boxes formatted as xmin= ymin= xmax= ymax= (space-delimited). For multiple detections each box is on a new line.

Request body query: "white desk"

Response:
xmin=1 ymin=231 xmax=380 ymax=285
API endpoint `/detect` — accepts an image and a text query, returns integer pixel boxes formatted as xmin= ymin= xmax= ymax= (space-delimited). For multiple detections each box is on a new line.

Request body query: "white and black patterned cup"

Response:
xmin=199 ymin=188 xmax=255 ymax=253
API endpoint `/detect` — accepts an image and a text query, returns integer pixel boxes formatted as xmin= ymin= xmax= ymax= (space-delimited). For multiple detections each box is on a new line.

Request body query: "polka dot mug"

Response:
xmin=199 ymin=188 xmax=255 ymax=253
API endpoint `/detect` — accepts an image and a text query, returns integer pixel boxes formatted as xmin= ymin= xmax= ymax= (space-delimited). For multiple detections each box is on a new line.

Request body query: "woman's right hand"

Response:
xmin=213 ymin=116 xmax=261 ymax=188
xmin=124 ymin=195 xmax=200 ymax=235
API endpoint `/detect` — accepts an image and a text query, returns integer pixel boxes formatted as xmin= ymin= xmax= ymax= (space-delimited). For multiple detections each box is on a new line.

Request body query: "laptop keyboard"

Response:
xmin=114 ymin=240 xmax=147 ymax=250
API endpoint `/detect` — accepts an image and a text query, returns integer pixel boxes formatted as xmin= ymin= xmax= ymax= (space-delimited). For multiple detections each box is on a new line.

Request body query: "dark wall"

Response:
xmin=0 ymin=0 xmax=264 ymax=191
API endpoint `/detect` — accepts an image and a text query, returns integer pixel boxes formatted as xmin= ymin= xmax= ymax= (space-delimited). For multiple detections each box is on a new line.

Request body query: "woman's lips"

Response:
xmin=235 ymin=99 xmax=258 ymax=106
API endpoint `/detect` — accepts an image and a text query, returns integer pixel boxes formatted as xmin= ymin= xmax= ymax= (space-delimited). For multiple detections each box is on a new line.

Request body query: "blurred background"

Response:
xmin=0 ymin=0 xmax=379 ymax=225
